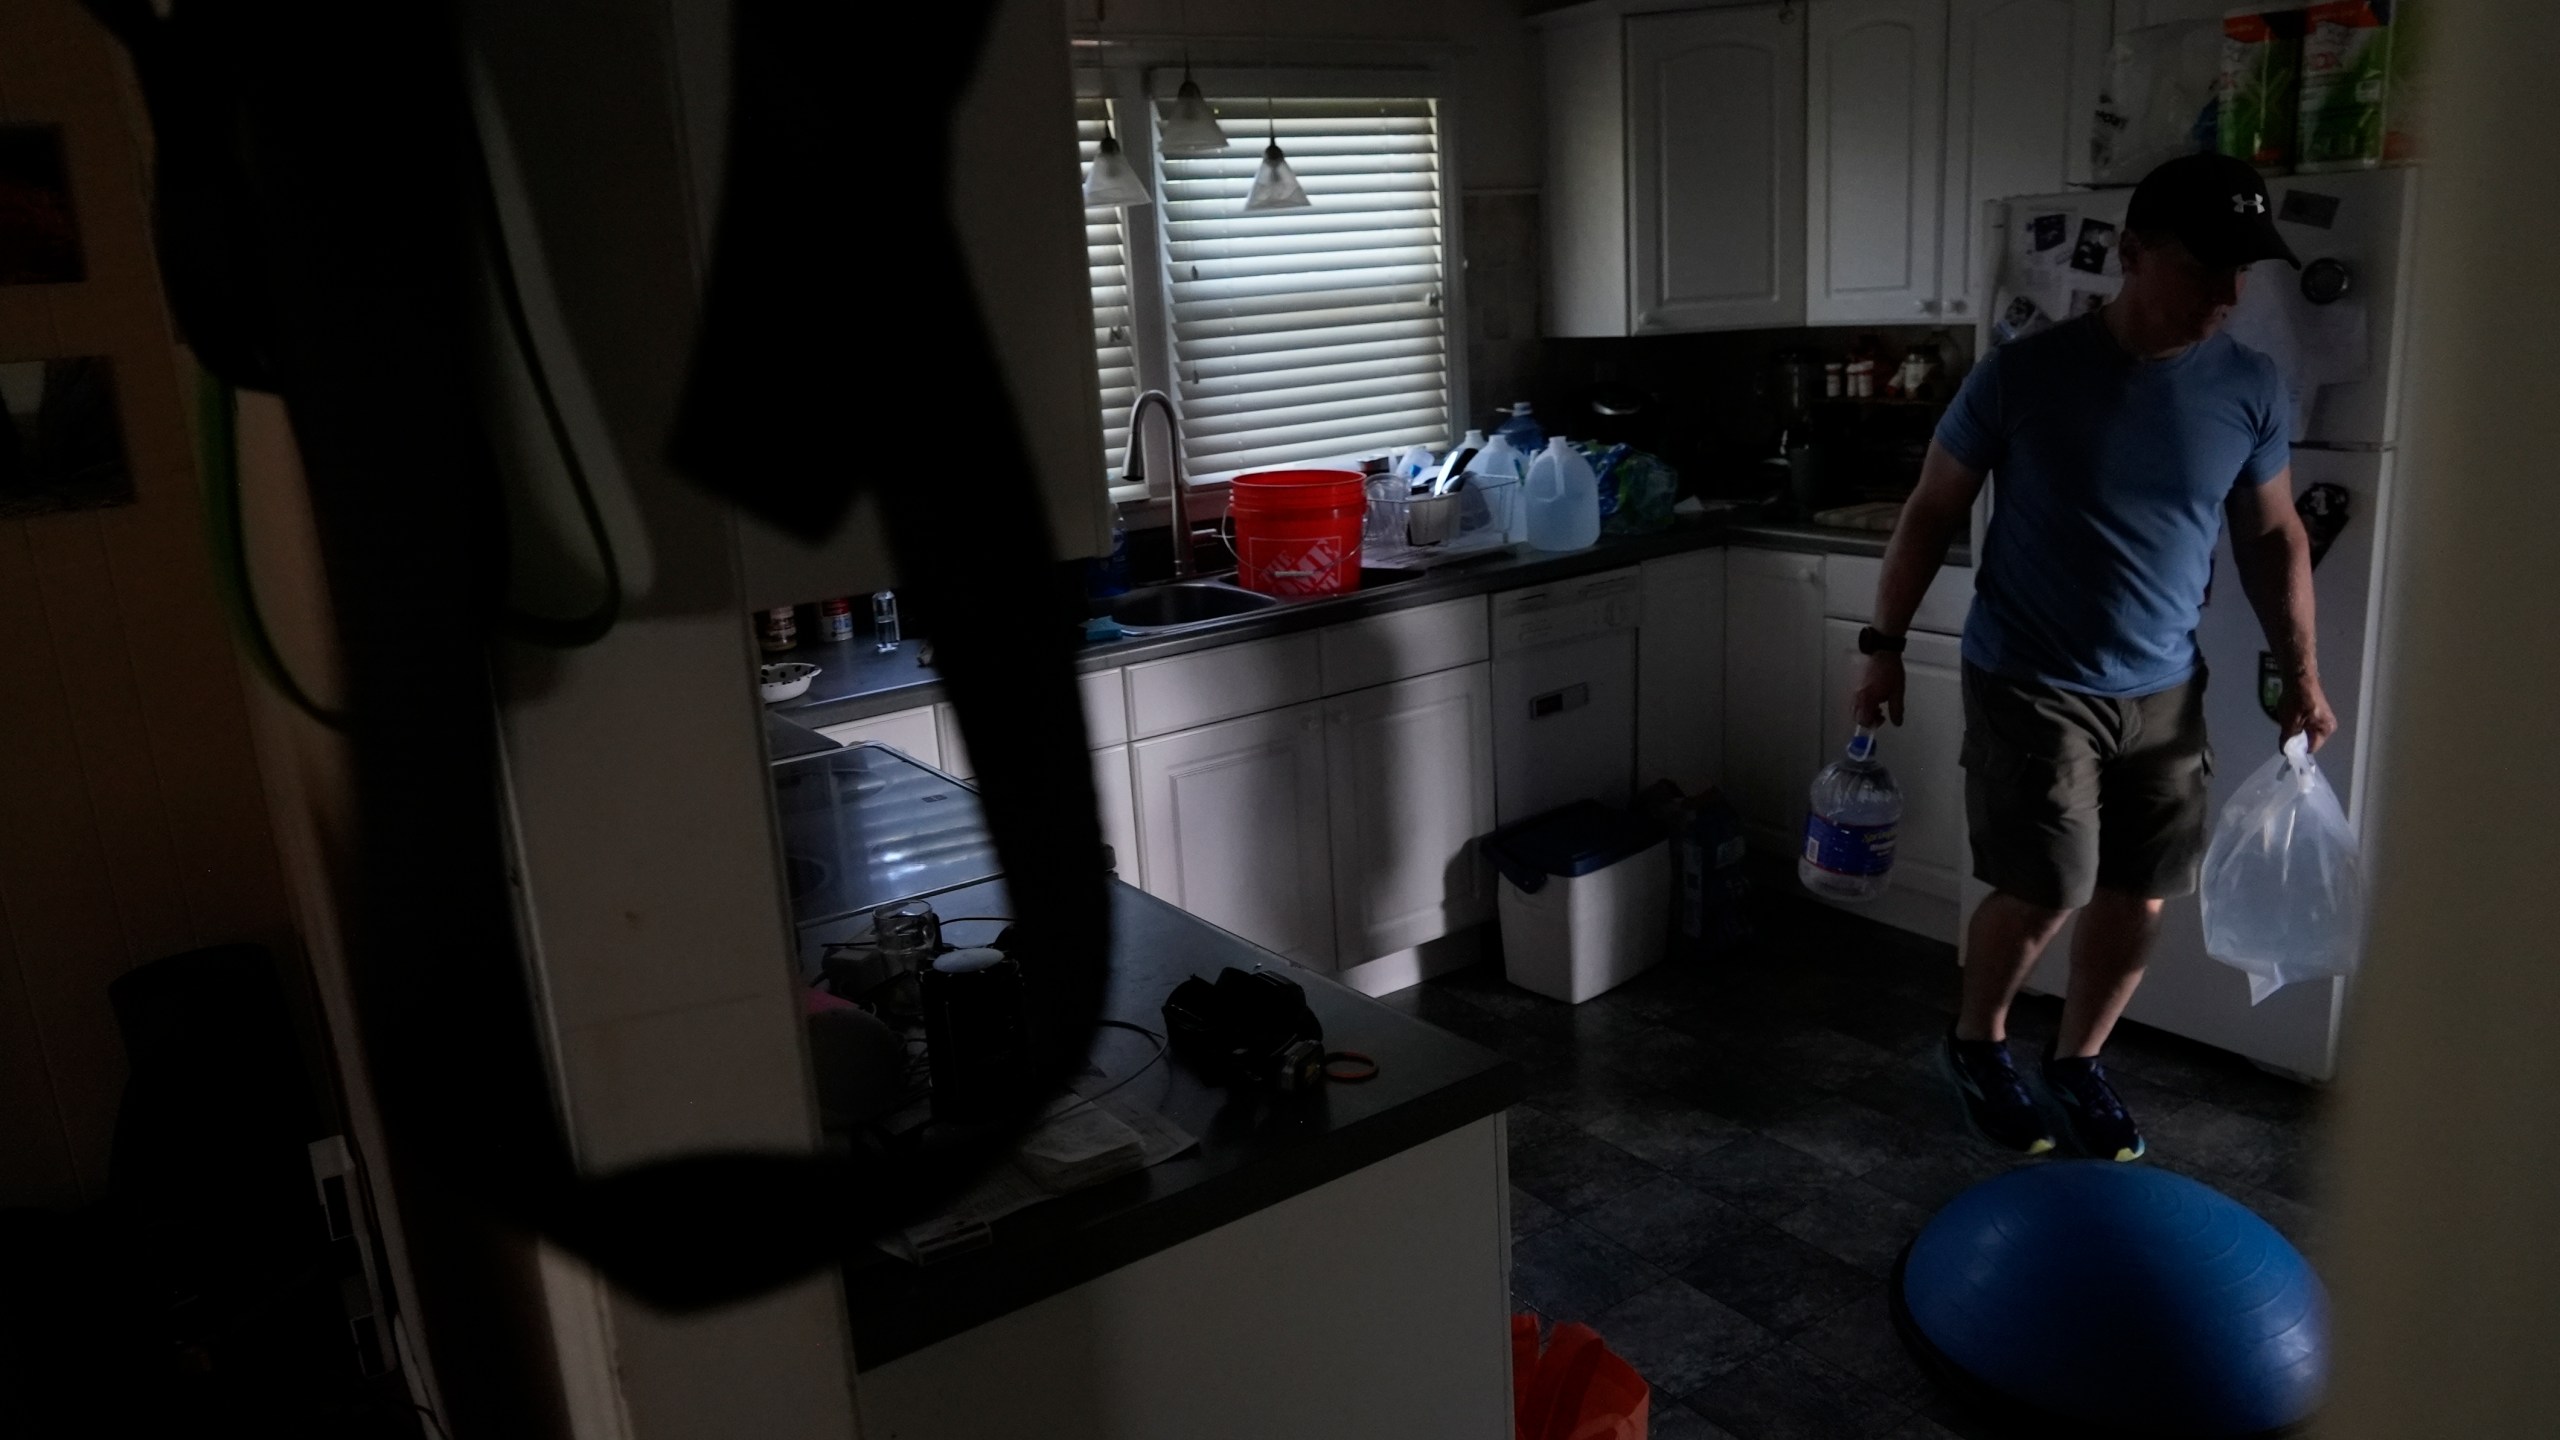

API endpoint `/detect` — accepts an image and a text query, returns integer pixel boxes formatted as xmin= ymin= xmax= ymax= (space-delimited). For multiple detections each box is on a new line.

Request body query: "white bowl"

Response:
xmin=759 ymin=662 xmax=820 ymax=704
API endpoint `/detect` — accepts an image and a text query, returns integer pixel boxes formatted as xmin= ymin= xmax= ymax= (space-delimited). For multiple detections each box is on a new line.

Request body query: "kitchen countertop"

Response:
xmin=772 ymin=514 xmax=1961 ymax=730
xmin=822 ymin=871 xmax=1525 ymax=1370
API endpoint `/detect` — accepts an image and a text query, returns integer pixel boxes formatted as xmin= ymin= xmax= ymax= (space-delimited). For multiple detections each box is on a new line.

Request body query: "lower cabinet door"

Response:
xmin=1090 ymin=743 xmax=1142 ymax=890
xmin=1822 ymin=618 xmax=1967 ymax=903
xmin=1131 ymin=702 xmax=1337 ymax=969
xmin=1723 ymin=549 xmax=1828 ymax=850
xmin=1325 ymin=664 xmax=1499 ymax=967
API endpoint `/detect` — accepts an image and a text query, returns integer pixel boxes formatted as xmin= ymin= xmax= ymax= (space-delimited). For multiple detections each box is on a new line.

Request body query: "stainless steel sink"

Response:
xmin=1103 ymin=579 xmax=1282 ymax=635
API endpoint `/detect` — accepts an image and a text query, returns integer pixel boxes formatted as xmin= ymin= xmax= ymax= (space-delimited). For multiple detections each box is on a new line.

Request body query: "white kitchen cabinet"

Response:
xmin=934 ymin=666 xmax=1129 ymax=779
xmin=1638 ymin=549 xmax=1727 ymax=796
xmin=1939 ymin=0 xmax=2113 ymax=317
xmin=1091 ymin=742 xmax=1142 ymax=888
xmin=1325 ymin=665 xmax=1499 ymax=968
xmin=1125 ymin=634 xmax=1323 ymax=740
xmin=1822 ymin=552 xmax=1976 ymax=636
xmin=1822 ymin=619 xmax=1966 ymax=939
xmin=1723 ymin=549 xmax=1829 ymax=852
xmin=1539 ymin=4 xmax=1632 ymax=337
xmin=1132 ymin=703 xmax=1338 ymax=970
xmin=815 ymin=706 xmax=942 ymax=768
xmin=1806 ymin=0 xmax=1948 ymax=325
xmin=1627 ymin=5 xmax=1808 ymax=332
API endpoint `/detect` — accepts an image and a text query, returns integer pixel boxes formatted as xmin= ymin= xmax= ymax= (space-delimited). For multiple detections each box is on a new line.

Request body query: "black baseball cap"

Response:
xmin=2125 ymin=153 xmax=2300 ymax=269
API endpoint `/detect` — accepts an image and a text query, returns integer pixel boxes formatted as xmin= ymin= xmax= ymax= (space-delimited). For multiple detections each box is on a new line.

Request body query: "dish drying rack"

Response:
xmin=1361 ymin=474 xmax=1521 ymax=570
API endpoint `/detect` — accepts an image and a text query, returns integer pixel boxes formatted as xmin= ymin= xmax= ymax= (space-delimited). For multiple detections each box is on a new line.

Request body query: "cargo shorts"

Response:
xmin=1959 ymin=662 xmax=2213 ymax=912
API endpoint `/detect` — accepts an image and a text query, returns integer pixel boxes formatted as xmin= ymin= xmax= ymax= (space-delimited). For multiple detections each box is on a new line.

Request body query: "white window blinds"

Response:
xmin=1075 ymin=98 xmax=1140 ymax=485
xmin=1155 ymin=98 xmax=1450 ymax=482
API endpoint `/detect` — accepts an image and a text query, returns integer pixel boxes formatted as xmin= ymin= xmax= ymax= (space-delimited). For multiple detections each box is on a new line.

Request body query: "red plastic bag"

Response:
xmin=1514 ymin=1314 xmax=1651 ymax=1440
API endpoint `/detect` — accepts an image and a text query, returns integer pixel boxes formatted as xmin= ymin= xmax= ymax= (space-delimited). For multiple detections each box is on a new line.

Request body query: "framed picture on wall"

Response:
xmin=0 ymin=125 xmax=83 ymax=285
xmin=0 ymin=357 xmax=132 ymax=517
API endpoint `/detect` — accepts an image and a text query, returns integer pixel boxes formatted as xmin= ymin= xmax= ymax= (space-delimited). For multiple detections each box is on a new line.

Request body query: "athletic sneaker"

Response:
xmin=2042 ymin=1054 xmax=2147 ymax=1162
xmin=1939 ymin=1033 xmax=2056 ymax=1156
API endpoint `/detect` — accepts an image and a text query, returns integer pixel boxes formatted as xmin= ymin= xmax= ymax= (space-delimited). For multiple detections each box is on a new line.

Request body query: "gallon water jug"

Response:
xmin=1523 ymin=438 xmax=1601 ymax=552
xmin=1466 ymin=433 xmax=1528 ymax=543
xmin=1800 ymin=725 xmax=1902 ymax=901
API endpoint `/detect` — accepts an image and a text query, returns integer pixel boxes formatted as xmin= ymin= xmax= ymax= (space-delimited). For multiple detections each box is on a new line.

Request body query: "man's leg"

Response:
xmin=1956 ymin=891 xmax=2073 ymax=1043
xmin=2056 ymin=887 xmax=2164 ymax=1059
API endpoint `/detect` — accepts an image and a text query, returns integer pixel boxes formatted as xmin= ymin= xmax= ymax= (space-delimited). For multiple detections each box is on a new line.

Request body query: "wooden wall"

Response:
xmin=0 ymin=0 xmax=295 ymax=1206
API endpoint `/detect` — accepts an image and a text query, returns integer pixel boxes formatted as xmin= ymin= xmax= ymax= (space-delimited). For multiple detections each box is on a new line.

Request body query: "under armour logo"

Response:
xmin=2233 ymin=192 xmax=2266 ymax=214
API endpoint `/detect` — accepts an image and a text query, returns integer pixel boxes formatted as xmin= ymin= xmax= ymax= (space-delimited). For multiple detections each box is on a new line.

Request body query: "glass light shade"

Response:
xmin=1158 ymin=79 xmax=1231 ymax=155
xmin=1082 ymin=133 xmax=1152 ymax=207
xmin=1242 ymin=142 xmax=1310 ymax=212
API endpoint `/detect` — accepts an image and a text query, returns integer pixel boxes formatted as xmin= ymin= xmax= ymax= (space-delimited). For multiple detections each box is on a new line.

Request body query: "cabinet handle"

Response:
xmin=1916 ymin=299 xmax=1941 ymax=315
xmin=1947 ymin=299 xmax=1968 ymax=315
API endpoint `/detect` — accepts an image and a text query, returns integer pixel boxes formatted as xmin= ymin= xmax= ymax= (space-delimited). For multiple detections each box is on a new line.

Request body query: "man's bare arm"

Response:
xmin=2223 ymin=466 xmax=2336 ymax=749
xmin=1852 ymin=440 xmax=1986 ymax=725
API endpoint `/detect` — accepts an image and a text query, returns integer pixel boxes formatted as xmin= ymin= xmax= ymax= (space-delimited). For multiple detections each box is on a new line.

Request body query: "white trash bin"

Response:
xmin=1483 ymin=800 xmax=1670 ymax=1004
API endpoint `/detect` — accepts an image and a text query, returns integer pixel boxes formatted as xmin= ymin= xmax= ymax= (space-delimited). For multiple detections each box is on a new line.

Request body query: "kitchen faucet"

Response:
xmin=1121 ymin=389 xmax=1197 ymax=580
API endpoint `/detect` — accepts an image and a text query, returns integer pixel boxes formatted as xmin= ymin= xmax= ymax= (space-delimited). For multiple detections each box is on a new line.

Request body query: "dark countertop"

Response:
xmin=773 ymin=514 xmax=1960 ymax=729
xmin=824 ymin=872 xmax=1525 ymax=1370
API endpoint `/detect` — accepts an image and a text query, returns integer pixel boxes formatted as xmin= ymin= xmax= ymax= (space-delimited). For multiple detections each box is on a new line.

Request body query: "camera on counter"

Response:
xmin=1162 ymin=967 xmax=1327 ymax=1095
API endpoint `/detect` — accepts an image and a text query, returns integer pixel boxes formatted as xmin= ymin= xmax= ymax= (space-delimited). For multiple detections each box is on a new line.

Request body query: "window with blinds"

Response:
xmin=1075 ymin=98 xmax=1140 ymax=487
xmin=1155 ymin=98 xmax=1450 ymax=482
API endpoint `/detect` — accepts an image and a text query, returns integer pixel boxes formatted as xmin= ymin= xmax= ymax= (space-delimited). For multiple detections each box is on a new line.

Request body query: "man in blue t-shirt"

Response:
xmin=1852 ymin=154 xmax=2337 ymax=1163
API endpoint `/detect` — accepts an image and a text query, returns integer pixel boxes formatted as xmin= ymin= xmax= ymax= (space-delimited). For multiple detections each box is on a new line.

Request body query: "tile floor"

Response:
xmin=1381 ymin=889 xmax=2327 ymax=1440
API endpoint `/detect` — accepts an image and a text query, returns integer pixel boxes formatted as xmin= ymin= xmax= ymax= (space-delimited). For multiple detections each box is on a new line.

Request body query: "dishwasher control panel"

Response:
xmin=1491 ymin=569 xmax=1643 ymax=654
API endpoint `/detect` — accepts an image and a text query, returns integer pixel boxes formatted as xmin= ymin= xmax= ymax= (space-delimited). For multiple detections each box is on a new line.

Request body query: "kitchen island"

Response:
xmin=774 ymin=743 xmax=1527 ymax=1436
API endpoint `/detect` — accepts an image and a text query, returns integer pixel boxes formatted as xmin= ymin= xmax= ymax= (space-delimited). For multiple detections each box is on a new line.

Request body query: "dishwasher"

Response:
xmin=1491 ymin=569 xmax=1643 ymax=826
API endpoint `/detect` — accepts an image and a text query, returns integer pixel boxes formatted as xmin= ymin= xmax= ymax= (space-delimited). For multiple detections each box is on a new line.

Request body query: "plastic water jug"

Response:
xmin=1466 ymin=433 xmax=1528 ymax=543
xmin=1523 ymin=438 xmax=1601 ymax=552
xmin=1800 ymin=725 xmax=1902 ymax=901
xmin=1493 ymin=401 xmax=1546 ymax=455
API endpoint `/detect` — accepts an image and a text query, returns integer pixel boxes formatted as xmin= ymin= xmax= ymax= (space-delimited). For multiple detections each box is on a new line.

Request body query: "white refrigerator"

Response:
xmin=1964 ymin=166 xmax=2420 ymax=1081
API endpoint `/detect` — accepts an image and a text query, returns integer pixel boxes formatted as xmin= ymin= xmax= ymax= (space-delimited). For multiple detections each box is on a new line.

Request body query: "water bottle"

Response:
xmin=1522 ymin=437 xmax=1601 ymax=552
xmin=1466 ymin=432 xmax=1528 ymax=543
xmin=1493 ymin=401 xmax=1545 ymax=455
xmin=1800 ymin=725 xmax=1902 ymax=902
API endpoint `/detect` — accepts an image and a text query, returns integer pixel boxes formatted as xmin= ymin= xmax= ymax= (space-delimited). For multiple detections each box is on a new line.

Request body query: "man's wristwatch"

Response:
xmin=1857 ymin=626 xmax=1907 ymax=656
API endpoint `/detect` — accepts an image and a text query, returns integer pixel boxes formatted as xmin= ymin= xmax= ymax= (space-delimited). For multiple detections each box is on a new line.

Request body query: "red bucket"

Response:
xmin=1229 ymin=468 xmax=1366 ymax=598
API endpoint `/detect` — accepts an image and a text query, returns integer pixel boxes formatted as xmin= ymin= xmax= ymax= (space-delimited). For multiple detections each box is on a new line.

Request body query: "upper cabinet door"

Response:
xmin=1627 ymin=6 xmax=1807 ymax=333
xmin=1939 ymin=0 xmax=2113 ymax=318
xmin=1806 ymin=0 xmax=1949 ymax=326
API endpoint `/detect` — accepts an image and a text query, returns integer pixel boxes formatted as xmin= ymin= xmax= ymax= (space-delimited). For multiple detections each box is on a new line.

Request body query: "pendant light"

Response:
xmin=1082 ymin=120 xmax=1151 ymax=208
xmin=1241 ymin=101 xmax=1309 ymax=213
xmin=1158 ymin=64 xmax=1231 ymax=155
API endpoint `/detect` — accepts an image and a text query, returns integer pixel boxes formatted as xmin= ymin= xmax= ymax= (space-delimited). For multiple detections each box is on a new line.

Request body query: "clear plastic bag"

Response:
xmin=2199 ymin=734 xmax=2365 ymax=1004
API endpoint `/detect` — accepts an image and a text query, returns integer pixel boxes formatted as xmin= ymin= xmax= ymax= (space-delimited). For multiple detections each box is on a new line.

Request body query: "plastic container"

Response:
xmin=1230 ymin=468 xmax=1366 ymax=597
xmin=1482 ymin=801 xmax=1670 ymax=1004
xmin=1523 ymin=437 xmax=1602 ymax=552
xmin=1493 ymin=401 xmax=1546 ymax=456
xmin=1464 ymin=433 xmax=1529 ymax=544
xmin=1800 ymin=725 xmax=1903 ymax=902
xmin=1436 ymin=428 xmax=1488 ymax=492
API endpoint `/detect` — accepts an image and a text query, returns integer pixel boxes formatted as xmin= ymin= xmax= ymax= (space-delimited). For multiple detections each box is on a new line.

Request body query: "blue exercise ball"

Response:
xmin=1892 ymin=1162 xmax=2327 ymax=1438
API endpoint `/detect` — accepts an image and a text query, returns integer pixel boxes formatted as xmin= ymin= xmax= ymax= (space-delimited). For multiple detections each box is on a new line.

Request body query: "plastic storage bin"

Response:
xmin=1482 ymin=800 xmax=1670 ymax=1004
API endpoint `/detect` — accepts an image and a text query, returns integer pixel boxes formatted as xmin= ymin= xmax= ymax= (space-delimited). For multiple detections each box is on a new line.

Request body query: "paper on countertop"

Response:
xmin=877 ymin=1092 xmax=1198 ymax=1265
